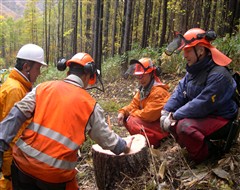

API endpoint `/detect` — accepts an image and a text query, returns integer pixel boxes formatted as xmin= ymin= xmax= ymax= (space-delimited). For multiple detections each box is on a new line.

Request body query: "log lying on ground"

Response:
xmin=92 ymin=134 xmax=150 ymax=190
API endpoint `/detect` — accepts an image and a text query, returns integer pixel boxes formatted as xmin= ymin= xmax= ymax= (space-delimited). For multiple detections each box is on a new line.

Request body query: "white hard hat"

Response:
xmin=16 ymin=44 xmax=47 ymax=66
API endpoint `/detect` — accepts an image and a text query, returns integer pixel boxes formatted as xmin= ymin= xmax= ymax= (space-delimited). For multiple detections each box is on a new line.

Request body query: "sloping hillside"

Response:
xmin=0 ymin=0 xmax=26 ymax=19
xmin=0 ymin=0 xmax=43 ymax=19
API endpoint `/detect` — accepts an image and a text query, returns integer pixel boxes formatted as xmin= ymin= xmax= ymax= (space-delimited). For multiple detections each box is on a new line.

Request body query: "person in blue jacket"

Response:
xmin=160 ymin=28 xmax=238 ymax=163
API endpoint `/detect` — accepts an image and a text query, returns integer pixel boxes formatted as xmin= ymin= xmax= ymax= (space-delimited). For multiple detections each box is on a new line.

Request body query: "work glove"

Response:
xmin=117 ymin=113 xmax=125 ymax=126
xmin=160 ymin=110 xmax=169 ymax=130
xmin=160 ymin=112 xmax=176 ymax=132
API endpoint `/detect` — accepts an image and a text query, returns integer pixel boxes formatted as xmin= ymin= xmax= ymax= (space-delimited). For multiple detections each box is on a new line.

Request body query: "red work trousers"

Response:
xmin=170 ymin=116 xmax=229 ymax=163
xmin=124 ymin=116 xmax=169 ymax=148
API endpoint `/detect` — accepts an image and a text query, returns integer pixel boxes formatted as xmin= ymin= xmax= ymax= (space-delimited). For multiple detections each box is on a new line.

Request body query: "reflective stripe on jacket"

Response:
xmin=13 ymin=80 xmax=96 ymax=183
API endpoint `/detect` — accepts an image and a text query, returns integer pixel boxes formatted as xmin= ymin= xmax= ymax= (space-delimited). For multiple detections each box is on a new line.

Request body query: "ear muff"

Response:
xmin=84 ymin=62 xmax=96 ymax=78
xmin=57 ymin=58 xmax=67 ymax=71
xmin=154 ymin=66 xmax=162 ymax=77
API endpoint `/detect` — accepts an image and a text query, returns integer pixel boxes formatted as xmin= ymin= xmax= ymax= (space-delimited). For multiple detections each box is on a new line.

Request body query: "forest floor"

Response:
xmin=76 ymin=74 xmax=240 ymax=190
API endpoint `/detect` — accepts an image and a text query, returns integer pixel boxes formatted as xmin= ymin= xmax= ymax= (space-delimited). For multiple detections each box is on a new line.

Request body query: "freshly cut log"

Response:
xmin=92 ymin=134 xmax=149 ymax=190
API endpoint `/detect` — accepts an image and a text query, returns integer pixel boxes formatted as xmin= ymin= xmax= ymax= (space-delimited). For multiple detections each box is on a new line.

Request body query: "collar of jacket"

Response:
xmin=139 ymin=77 xmax=154 ymax=100
xmin=10 ymin=69 xmax=32 ymax=91
xmin=186 ymin=55 xmax=214 ymax=74
xmin=64 ymin=74 xmax=84 ymax=88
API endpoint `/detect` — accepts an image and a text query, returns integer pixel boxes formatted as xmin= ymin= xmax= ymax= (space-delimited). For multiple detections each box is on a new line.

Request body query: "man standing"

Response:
xmin=0 ymin=43 xmax=46 ymax=190
xmin=0 ymin=52 xmax=133 ymax=190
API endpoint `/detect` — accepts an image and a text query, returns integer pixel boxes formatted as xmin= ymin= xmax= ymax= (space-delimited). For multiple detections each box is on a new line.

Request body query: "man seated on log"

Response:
xmin=160 ymin=28 xmax=238 ymax=164
xmin=117 ymin=57 xmax=170 ymax=148
xmin=0 ymin=52 xmax=134 ymax=190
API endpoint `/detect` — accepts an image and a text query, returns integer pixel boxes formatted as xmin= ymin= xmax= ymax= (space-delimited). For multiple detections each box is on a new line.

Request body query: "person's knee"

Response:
xmin=176 ymin=120 xmax=190 ymax=136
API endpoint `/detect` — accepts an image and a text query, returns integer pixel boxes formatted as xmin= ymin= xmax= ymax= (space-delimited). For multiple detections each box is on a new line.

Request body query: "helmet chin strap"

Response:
xmin=193 ymin=46 xmax=200 ymax=62
xmin=86 ymin=74 xmax=105 ymax=92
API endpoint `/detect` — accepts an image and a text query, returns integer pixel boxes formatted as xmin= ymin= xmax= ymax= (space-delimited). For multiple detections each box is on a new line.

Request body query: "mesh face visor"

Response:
xmin=125 ymin=62 xmax=151 ymax=76
xmin=165 ymin=34 xmax=187 ymax=56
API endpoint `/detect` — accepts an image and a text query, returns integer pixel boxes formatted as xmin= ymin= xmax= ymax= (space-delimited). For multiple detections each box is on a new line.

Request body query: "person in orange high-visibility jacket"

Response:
xmin=0 ymin=52 xmax=134 ymax=190
xmin=118 ymin=58 xmax=170 ymax=148
xmin=0 ymin=44 xmax=46 ymax=190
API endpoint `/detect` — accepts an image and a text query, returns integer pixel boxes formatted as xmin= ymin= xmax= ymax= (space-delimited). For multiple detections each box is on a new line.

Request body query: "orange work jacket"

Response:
xmin=119 ymin=80 xmax=170 ymax=122
xmin=13 ymin=80 xmax=96 ymax=184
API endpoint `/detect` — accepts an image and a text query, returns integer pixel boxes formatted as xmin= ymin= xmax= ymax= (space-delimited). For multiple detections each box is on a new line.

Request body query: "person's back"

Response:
xmin=0 ymin=52 xmax=133 ymax=190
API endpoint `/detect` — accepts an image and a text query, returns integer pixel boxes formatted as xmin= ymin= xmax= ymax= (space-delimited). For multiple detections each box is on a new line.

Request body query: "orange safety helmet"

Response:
xmin=66 ymin=53 xmax=97 ymax=85
xmin=130 ymin=58 xmax=155 ymax=75
xmin=183 ymin=28 xmax=232 ymax=66
xmin=183 ymin=28 xmax=210 ymax=49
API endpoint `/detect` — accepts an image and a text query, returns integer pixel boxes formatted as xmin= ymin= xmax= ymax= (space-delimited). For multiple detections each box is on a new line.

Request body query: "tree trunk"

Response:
xmin=79 ymin=0 xmax=83 ymax=50
xmin=210 ymin=0 xmax=217 ymax=30
xmin=92 ymin=134 xmax=149 ymax=190
xmin=111 ymin=0 xmax=119 ymax=56
xmin=93 ymin=0 xmax=100 ymax=64
xmin=192 ymin=0 xmax=202 ymax=28
xmin=103 ymin=0 xmax=110 ymax=57
xmin=119 ymin=0 xmax=127 ymax=54
xmin=61 ymin=0 xmax=65 ymax=58
xmin=159 ymin=0 xmax=167 ymax=47
xmin=203 ymin=0 xmax=211 ymax=30
xmin=85 ymin=2 xmax=91 ymax=54
xmin=71 ymin=0 xmax=78 ymax=55
xmin=141 ymin=0 xmax=149 ymax=48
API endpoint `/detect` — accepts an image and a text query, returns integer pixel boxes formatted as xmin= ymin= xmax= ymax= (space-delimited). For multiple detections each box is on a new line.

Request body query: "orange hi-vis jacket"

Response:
xmin=13 ymin=80 xmax=96 ymax=184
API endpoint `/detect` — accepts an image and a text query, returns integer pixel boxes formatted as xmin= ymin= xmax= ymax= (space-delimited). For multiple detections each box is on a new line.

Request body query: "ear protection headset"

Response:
xmin=83 ymin=62 xmax=97 ymax=78
xmin=154 ymin=66 xmax=162 ymax=77
xmin=57 ymin=58 xmax=96 ymax=77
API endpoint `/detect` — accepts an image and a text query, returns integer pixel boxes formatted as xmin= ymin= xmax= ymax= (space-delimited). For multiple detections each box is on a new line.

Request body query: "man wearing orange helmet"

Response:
xmin=161 ymin=28 xmax=238 ymax=163
xmin=0 ymin=52 xmax=134 ymax=190
xmin=118 ymin=58 xmax=170 ymax=148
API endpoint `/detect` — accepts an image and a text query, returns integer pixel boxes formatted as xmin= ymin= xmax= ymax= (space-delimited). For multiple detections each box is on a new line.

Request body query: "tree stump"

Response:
xmin=92 ymin=134 xmax=149 ymax=190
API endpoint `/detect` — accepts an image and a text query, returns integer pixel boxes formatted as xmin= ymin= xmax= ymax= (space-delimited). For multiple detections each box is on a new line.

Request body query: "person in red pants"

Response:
xmin=118 ymin=57 xmax=170 ymax=148
xmin=161 ymin=28 xmax=238 ymax=163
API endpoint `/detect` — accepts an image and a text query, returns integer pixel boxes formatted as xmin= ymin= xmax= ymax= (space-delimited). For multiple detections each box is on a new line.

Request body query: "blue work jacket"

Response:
xmin=164 ymin=56 xmax=238 ymax=120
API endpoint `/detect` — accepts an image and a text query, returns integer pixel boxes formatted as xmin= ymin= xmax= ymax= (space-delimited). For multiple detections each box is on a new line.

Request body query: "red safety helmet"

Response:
xmin=130 ymin=58 xmax=154 ymax=75
xmin=66 ymin=53 xmax=97 ymax=85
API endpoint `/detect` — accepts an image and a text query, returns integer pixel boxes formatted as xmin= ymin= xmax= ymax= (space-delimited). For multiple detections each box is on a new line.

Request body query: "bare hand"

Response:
xmin=117 ymin=113 xmax=125 ymax=126
xmin=124 ymin=136 xmax=135 ymax=154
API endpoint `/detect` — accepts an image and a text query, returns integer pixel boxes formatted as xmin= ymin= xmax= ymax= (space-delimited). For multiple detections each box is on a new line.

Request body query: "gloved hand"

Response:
xmin=117 ymin=113 xmax=125 ymax=126
xmin=160 ymin=110 xmax=169 ymax=130
xmin=160 ymin=112 xmax=176 ymax=132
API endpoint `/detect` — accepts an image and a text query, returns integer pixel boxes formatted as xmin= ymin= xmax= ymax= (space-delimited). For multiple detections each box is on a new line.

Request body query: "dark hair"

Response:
xmin=68 ymin=62 xmax=85 ymax=76
xmin=15 ymin=58 xmax=35 ymax=71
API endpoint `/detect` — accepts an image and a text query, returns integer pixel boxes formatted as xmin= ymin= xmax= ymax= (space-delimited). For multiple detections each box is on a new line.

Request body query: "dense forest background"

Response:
xmin=0 ymin=0 xmax=239 ymax=73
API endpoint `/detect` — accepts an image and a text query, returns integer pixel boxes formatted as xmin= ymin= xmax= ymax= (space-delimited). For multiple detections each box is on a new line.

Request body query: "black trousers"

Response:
xmin=11 ymin=161 xmax=66 ymax=190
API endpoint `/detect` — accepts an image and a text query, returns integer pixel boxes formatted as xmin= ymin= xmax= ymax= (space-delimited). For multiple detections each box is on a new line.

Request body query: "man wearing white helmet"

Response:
xmin=0 ymin=43 xmax=46 ymax=190
xmin=0 ymin=52 xmax=133 ymax=190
